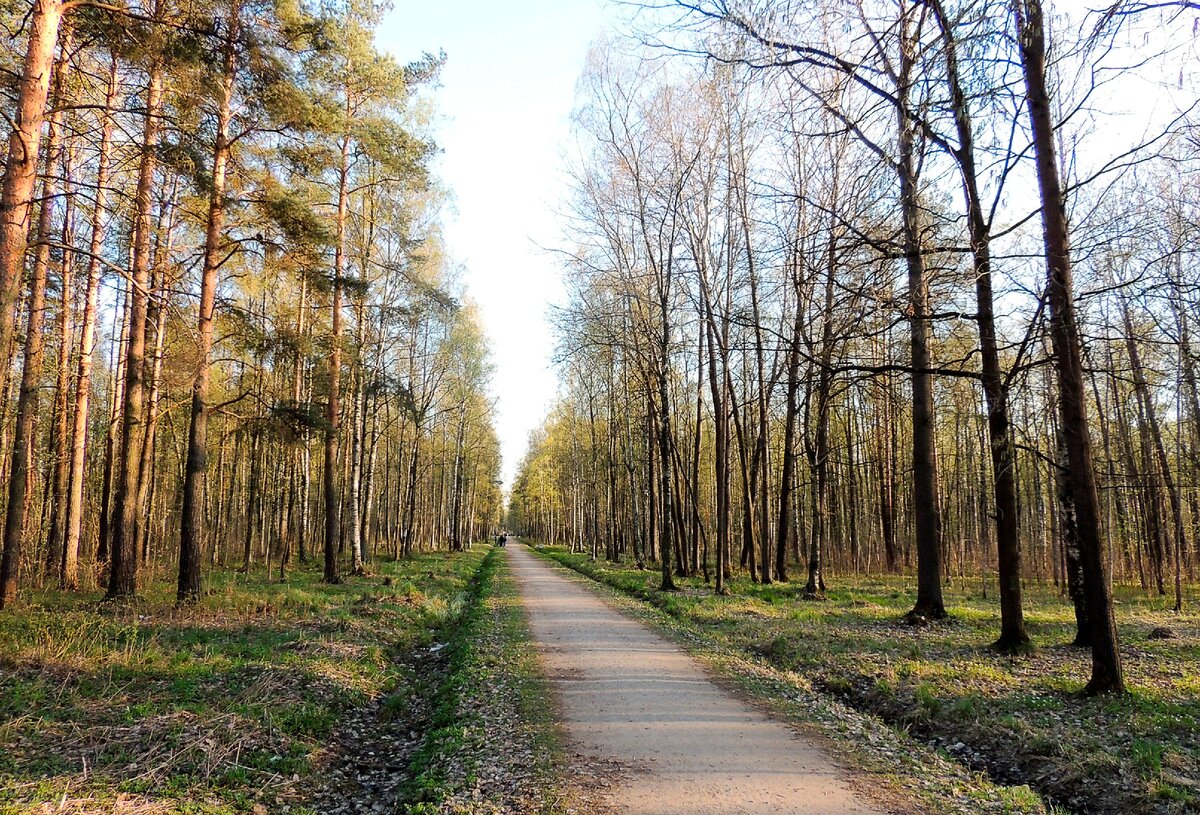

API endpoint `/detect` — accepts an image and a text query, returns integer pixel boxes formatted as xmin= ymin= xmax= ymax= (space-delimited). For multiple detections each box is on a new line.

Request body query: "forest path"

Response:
xmin=505 ymin=542 xmax=893 ymax=815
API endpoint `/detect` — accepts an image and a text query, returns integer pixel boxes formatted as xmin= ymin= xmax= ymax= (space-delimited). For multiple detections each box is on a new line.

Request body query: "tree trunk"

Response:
xmin=1014 ymin=0 xmax=1123 ymax=692
xmin=928 ymin=0 xmax=1026 ymax=647
xmin=899 ymin=5 xmax=945 ymax=620
xmin=806 ymin=243 xmax=837 ymax=599
xmin=0 ymin=0 xmax=65 ymax=386
xmin=45 ymin=133 xmax=77 ymax=583
xmin=107 ymin=48 xmax=165 ymax=601
xmin=324 ymin=127 xmax=350 ymax=585
xmin=1123 ymin=305 xmax=1185 ymax=612
xmin=0 ymin=39 xmax=68 ymax=608
xmin=178 ymin=6 xmax=238 ymax=602
xmin=61 ymin=57 xmax=117 ymax=590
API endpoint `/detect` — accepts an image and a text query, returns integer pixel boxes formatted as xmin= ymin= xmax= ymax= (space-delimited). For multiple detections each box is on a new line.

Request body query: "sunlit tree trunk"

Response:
xmin=1122 ymin=305 xmax=1185 ymax=612
xmin=45 ymin=135 xmax=78 ymax=583
xmin=898 ymin=4 xmax=945 ymax=620
xmin=0 ymin=37 xmax=69 ymax=608
xmin=107 ymin=41 xmax=165 ymax=601
xmin=324 ymin=124 xmax=350 ymax=584
xmin=928 ymin=0 xmax=1027 ymax=648
xmin=179 ymin=5 xmax=238 ymax=602
xmin=0 ymin=0 xmax=66 ymax=389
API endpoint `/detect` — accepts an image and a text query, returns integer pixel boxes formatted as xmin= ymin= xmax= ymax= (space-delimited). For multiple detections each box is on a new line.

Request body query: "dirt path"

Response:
xmin=506 ymin=543 xmax=894 ymax=815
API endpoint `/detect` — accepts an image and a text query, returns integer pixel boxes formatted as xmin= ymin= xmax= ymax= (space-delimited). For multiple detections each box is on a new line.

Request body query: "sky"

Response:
xmin=376 ymin=1 xmax=611 ymax=490
xmin=372 ymin=1 xmax=1195 ymax=494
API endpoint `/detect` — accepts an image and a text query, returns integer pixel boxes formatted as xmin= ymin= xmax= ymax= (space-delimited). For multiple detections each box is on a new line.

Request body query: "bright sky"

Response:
xmin=374 ymin=1 xmax=1194 ymax=495
xmin=377 ymin=1 xmax=611 ymax=490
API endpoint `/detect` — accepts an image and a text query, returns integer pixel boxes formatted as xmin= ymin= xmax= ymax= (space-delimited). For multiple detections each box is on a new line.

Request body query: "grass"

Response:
xmin=534 ymin=545 xmax=1200 ymax=815
xmin=403 ymin=546 xmax=594 ymax=815
xmin=0 ymin=548 xmax=489 ymax=815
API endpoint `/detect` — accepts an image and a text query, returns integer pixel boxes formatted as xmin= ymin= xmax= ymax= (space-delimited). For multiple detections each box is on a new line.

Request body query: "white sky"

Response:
xmin=377 ymin=0 xmax=610 ymax=491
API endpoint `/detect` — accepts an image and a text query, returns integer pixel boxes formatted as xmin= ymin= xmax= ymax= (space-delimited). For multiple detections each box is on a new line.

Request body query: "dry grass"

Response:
xmin=0 ymin=549 xmax=488 ymax=815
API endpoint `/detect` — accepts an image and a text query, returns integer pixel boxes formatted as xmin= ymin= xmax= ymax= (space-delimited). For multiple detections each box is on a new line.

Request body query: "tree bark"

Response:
xmin=0 ymin=38 xmax=68 ymax=608
xmin=1013 ymin=0 xmax=1123 ymax=692
xmin=0 ymin=0 xmax=65 ymax=389
xmin=45 ymin=132 xmax=77 ymax=583
xmin=178 ymin=5 xmax=238 ymax=602
xmin=927 ymin=0 xmax=1027 ymax=648
xmin=898 ymin=4 xmax=945 ymax=620
xmin=107 ymin=46 xmax=165 ymax=601
xmin=324 ymin=122 xmax=351 ymax=584
xmin=1122 ymin=305 xmax=1186 ymax=612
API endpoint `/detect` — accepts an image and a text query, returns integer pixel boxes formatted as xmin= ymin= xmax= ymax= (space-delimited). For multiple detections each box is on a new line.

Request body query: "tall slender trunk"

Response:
xmin=107 ymin=45 xmax=165 ymax=600
xmin=0 ymin=0 xmax=65 ymax=384
xmin=324 ymin=122 xmax=351 ymax=584
xmin=876 ymin=372 xmax=898 ymax=573
xmin=1176 ymin=297 xmax=1200 ymax=568
xmin=1123 ymin=305 xmax=1185 ymax=612
xmin=348 ymin=303 xmax=366 ymax=571
xmin=242 ymin=431 xmax=261 ymax=571
xmin=1014 ymin=0 xmax=1123 ymax=692
xmin=737 ymin=154 xmax=772 ymax=585
xmin=806 ymin=244 xmax=838 ymax=599
xmin=178 ymin=8 xmax=237 ymax=601
xmin=98 ymin=281 xmax=129 ymax=566
xmin=776 ymin=240 xmax=805 ymax=584
xmin=704 ymin=299 xmax=729 ymax=594
xmin=361 ymin=391 xmax=380 ymax=556
xmin=929 ymin=0 xmax=1026 ymax=647
xmin=846 ymin=408 xmax=861 ymax=571
xmin=294 ymin=278 xmax=310 ymax=562
xmin=1053 ymin=407 xmax=1089 ymax=645
xmin=899 ymin=4 xmax=945 ymax=620
xmin=450 ymin=409 xmax=466 ymax=552
xmin=730 ymin=376 xmax=757 ymax=581
xmin=45 ymin=135 xmax=77 ymax=582
xmin=0 ymin=38 xmax=68 ymax=608
xmin=135 ymin=183 xmax=176 ymax=569
xmin=402 ymin=431 xmax=420 ymax=557
xmin=691 ymin=322 xmax=705 ymax=578
xmin=135 ymin=266 xmax=167 ymax=567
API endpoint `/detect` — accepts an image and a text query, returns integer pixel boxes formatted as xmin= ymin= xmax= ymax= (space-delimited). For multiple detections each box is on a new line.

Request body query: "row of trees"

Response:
xmin=0 ymin=0 xmax=502 ymax=608
xmin=509 ymin=0 xmax=1199 ymax=694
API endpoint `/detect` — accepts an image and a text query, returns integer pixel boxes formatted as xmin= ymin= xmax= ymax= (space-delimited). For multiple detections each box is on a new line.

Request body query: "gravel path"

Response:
xmin=506 ymin=543 xmax=892 ymax=815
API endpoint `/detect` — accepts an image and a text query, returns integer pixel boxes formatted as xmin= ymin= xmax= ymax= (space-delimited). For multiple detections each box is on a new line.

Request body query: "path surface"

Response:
xmin=505 ymin=543 xmax=892 ymax=815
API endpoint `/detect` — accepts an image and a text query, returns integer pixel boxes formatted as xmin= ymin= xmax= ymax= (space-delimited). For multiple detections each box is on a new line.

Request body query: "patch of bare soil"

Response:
xmin=294 ymin=651 xmax=448 ymax=815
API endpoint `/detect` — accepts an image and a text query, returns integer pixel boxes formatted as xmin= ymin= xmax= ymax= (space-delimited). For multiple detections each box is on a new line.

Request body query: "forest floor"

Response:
xmin=0 ymin=545 xmax=585 ymax=815
xmin=533 ymin=544 xmax=1200 ymax=815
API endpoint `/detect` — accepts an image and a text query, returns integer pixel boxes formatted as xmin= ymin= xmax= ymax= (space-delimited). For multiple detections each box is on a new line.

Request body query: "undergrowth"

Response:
xmin=0 ymin=548 xmax=487 ymax=814
xmin=403 ymin=546 xmax=591 ymax=815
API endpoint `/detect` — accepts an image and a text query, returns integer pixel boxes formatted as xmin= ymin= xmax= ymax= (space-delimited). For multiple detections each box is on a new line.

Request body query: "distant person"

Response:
xmin=497 ymin=533 xmax=507 ymax=547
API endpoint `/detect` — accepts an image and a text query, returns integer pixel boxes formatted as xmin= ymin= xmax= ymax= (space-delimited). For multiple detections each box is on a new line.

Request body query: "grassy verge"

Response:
xmin=403 ymin=546 xmax=599 ymax=815
xmin=0 ymin=548 xmax=488 ymax=815
xmin=531 ymin=544 xmax=1200 ymax=815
